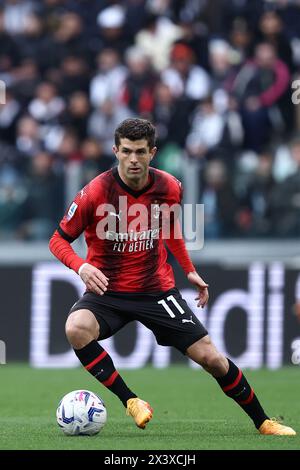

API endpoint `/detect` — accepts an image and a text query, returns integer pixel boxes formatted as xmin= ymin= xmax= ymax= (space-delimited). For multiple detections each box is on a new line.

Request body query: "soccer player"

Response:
xmin=49 ymin=118 xmax=295 ymax=436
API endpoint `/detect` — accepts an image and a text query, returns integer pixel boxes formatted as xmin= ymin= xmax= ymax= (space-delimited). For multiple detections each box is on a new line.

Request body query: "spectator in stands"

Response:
xmin=176 ymin=18 xmax=209 ymax=71
xmin=152 ymin=81 xmax=193 ymax=149
xmin=186 ymin=95 xmax=243 ymax=163
xmin=28 ymin=81 xmax=65 ymax=124
xmin=62 ymin=91 xmax=90 ymax=140
xmin=276 ymin=0 xmax=300 ymax=40
xmin=53 ymin=12 xmax=92 ymax=66
xmin=0 ymin=88 xmax=21 ymax=144
xmin=0 ymin=7 xmax=20 ymax=73
xmin=135 ymin=13 xmax=183 ymax=71
xmin=200 ymin=159 xmax=239 ymax=239
xmin=257 ymin=9 xmax=295 ymax=132
xmin=232 ymin=42 xmax=290 ymax=152
xmin=121 ymin=45 xmax=157 ymax=117
xmin=256 ymin=9 xmax=294 ymax=72
xmin=88 ymin=98 xmax=133 ymax=156
xmin=0 ymin=172 xmax=26 ymax=239
xmin=12 ymin=58 xmax=41 ymax=106
xmin=16 ymin=13 xmax=56 ymax=73
xmin=206 ymin=0 xmax=264 ymax=35
xmin=2 ymin=0 xmax=35 ymax=35
xmin=228 ymin=17 xmax=253 ymax=64
xmin=208 ymin=39 xmax=239 ymax=113
xmin=90 ymin=48 xmax=127 ymax=108
xmin=20 ymin=150 xmax=64 ymax=240
xmin=125 ymin=0 xmax=152 ymax=39
xmin=241 ymin=150 xmax=276 ymax=236
xmin=151 ymin=81 xmax=193 ymax=178
xmin=161 ymin=42 xmax=210 ymax=102
xmin=0 ymin=139 xmax=23 ymax=176
xmin=96 ymin=4 xmax=132 ymax=55
xmin=269 ymin=137 xmax=300 ymax=237
xmin=80 ymin=137 xmax=113 ymax=186
xmin=15 ymin=115 xmax=41 ymax=158
xmin=54 ymin=128 xmax=81 ymax=164
xmin=62 ymin=0 xmax=103 ymax=40
xmin=58 ymin=55 xmax=90 ymax=98
xmin=171 ymin=0 xmax=205 ymax=24
xmin=146 ymin=0 xmax=173 ymax=17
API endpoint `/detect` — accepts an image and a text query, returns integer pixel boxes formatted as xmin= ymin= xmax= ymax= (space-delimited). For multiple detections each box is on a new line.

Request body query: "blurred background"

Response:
xmin=0 ymin=0 xmax=300 ymax=370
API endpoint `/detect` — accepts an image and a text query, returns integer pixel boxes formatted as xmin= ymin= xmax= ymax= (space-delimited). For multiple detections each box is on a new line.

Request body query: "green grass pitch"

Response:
xmin=0 ymin=364 xmax=299 ymax=450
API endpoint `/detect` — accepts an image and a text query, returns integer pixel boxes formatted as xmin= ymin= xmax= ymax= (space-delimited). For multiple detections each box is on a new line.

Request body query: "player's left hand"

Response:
xmin=187 ymin=271 xmax=209 ymax=308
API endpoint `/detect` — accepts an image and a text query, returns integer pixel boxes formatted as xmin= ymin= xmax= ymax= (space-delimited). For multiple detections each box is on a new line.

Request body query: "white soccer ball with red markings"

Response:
xmin=56 ymin=390 xmax=107 ymax=436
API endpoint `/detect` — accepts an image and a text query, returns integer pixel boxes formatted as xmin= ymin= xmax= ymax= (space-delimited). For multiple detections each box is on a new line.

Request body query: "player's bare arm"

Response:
xmin=78 ymin=263 xmax=109 ymax=296
xmin=187 ymin=271 xmax=209 ymax=308
xmin=164 ymin=218 xmax=209 ymax=308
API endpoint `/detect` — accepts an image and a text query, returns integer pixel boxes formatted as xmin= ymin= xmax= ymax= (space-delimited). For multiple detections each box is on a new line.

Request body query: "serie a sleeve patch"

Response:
xmin=67 ymin=202 xmax=78 ymax=221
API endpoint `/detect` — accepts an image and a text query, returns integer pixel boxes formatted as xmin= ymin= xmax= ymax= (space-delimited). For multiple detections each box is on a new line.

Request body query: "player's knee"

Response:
xmin=200 ymin=350 xmax=226 ymax=375
xmin=65 ymin=312 xmax=98 ymax=347
xmin=187 ymin=336 xmax=227 ymax=374
xmin=65 ymin=319 xmax=83 ymax=344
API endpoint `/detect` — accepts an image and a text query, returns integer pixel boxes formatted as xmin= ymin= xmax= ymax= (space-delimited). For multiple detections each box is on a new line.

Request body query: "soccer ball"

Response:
xmin=56 ymin=390 xmax=107 ymax=436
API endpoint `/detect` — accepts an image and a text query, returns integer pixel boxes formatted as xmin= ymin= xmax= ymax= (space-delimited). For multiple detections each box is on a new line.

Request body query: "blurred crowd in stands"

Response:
xmin=0 ymin=0 xmax=300 ymax=240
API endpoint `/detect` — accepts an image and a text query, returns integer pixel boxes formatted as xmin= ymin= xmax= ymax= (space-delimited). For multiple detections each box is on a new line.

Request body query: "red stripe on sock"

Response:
xmin=237 ymin=388 xmax=254 ymax=405
xmin=102 ymin=370 xmax=119 ymax=387
xmin=85 ymin=351 xmax=107 ymax=371
xmin=222 ymin=369 xmax=242 ymax=392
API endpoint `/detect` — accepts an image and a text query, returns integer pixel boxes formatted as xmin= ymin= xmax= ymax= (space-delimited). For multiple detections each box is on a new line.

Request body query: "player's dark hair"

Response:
xmin=114 ymin=118 xmax=156 ymax=149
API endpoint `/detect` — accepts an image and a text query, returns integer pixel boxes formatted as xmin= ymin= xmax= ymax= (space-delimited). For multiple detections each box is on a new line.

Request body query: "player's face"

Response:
xmin=113 ymin=138 xmax=157 ymax=185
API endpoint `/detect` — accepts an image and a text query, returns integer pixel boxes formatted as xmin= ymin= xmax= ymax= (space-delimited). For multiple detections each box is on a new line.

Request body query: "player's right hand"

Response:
xmin=78 ymin=263 xmax=109 ymax=295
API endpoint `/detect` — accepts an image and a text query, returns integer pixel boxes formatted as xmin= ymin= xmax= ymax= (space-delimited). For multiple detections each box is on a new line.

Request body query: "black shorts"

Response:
xmin=69 ymin=288 xmax=208 ymax=354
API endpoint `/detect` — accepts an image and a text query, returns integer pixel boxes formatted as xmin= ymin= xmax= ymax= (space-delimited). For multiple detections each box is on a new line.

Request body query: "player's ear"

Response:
xmin=150 ymin=146 xmax=157 ymax=161
xmin=112 ymin=145 xmax=119 ymax=159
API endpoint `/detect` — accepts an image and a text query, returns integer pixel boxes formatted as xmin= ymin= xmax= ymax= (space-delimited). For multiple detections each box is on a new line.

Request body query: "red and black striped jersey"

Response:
xmin=54 ymin=167 xmax=194 ymax=292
